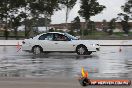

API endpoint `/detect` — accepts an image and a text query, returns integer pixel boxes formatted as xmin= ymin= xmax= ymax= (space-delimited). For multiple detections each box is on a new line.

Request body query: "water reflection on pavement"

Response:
xmin=0 ymin=46 xmax=132 ymax=78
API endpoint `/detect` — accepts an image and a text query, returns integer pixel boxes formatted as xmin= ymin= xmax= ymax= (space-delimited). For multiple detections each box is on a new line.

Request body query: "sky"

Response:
xmin=51 ymin=0 xmax=126 ymax=24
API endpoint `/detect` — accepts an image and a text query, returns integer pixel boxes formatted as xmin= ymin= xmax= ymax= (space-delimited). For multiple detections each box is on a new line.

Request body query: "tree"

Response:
xmin=87 ymin=21 xmax=95 ymax=31
xmin=102 ymin=19 xmax=108 ymax=32
xmin=59 ymin=0 xmax=77 ymax=29
xmin=11 ymin=16 xmax=21 ymax=39
xmin=121 ymin=17 xmax=130 ymax=35
xmin=0 ymin=0 xmax=61 ymax=39
xmin=109 ymin=19 xmax=116 ymax=29
xmin=0 ymin=0 xmax=11 ymax=40
xmin=78 ymin=0 xmax=106 ymax=29
xmin=3 ymin=26 xmax=9 ymax=40
xmin=0 ymin=0 xmax=28 ymax=39
xmin=10 ymin=0 xmax=27 ymax=39
xmin=71 ymin=16 xmax=81 ymax=33
xmin=117 ymin=0 xmax=131 ymax=35
xmin=108 ymin=18 xmax=116 ymax=35
xmin=29 ymin=0 xmax=60 ymax=29
xmin=68 ymin=29 xmax=75 ymax=36
xmin=122 ymin=0 xmax=132 ymax=19
xmin=78 ymin=0 xmax=105 ymax=38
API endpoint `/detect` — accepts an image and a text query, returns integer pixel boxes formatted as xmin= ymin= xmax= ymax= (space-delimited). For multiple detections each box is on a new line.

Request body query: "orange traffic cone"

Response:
xmin=16 ymin=42 xmax=21 ymax=52
xmin=16 ymin=42 xmax=20 ymax=49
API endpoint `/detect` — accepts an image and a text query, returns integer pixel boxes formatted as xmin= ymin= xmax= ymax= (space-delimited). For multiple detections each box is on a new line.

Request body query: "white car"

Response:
xmin=22 ymin=32 xmax=100 ymax=55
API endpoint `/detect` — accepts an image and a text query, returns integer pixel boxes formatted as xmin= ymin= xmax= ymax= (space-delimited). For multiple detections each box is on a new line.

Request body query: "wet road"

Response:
xmin=0 ymin=46 xmax=132 ymax=78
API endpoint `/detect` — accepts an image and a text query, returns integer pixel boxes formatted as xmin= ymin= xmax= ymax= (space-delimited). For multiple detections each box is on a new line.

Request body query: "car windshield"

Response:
xmin=65 ymin=33 xmax=78 ymax=40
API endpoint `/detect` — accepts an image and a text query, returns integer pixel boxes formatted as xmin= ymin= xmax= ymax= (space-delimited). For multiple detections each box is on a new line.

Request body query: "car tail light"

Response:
xmin=22 ymin=41 xmax=25 ymax=44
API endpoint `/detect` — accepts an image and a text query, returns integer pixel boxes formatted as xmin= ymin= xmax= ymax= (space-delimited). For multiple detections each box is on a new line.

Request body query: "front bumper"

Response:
xmin=96 ymin=48 xmax=100 ymax=51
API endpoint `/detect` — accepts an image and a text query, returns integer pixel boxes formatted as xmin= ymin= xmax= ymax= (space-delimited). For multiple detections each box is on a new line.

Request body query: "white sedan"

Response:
xmin=22 ymin=32 xmax=100 ymax=55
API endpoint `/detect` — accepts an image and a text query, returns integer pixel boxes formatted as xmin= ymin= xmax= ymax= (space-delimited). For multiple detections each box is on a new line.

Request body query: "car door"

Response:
xmin=38 ymin=33 xmax=56 ymax=51
xmin=53 ymin=33 xmax=75 ymax=51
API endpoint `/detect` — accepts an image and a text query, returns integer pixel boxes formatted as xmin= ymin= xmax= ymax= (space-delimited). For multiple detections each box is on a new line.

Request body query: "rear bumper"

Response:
xmin=22 ymin=44 xmax=32 ymax=52
xmin=22 ymin=50 xmax=32 ymax=53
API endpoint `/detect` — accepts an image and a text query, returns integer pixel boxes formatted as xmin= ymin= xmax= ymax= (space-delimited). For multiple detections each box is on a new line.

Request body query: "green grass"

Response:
xmin=80 ymin=31 xmax=132 ymax=40
xmin=0 ymin=31 xmax=25 ymax=37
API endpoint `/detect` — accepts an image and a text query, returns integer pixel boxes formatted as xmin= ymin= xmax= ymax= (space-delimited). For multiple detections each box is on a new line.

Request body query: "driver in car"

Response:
xmin=56 ymin=35 xmax=66 ymax=41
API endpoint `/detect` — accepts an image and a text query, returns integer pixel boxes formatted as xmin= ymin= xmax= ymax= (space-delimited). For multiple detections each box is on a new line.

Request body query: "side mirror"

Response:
xmin=67 ymin=38 xmax=72 ymax=41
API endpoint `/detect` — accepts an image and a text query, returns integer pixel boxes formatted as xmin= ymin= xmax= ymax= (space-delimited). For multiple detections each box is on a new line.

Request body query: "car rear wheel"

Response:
xmin=32 ymin=46 xmax=42 ymax=55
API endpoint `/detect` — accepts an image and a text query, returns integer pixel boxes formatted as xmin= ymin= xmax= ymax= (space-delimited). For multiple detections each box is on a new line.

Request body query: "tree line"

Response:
xmin=0 ymin=0 xmax=131 ymax=39
xmin=71 ymin=0 xmax=132 ymax=36
xmin=0 ymin=0 xmax=106 ymax=39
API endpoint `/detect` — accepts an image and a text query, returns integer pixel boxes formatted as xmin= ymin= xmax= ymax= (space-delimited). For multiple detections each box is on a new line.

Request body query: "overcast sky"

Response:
xmin=51 ymin=0 xmax=126 ymax=24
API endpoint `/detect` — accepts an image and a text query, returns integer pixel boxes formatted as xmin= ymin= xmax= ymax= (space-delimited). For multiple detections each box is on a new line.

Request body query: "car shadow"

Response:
xmin=30 ymin=53 xmax=97 ymax=60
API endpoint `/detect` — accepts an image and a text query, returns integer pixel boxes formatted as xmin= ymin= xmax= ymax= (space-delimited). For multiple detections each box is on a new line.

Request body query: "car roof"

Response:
xmin=41 ymin=32 xmax=65 ymax=35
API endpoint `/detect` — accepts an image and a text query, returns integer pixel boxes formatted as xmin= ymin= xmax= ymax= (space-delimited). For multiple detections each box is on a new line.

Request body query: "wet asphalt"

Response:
xmin=0 ymin=46 xmax=132 ymax=79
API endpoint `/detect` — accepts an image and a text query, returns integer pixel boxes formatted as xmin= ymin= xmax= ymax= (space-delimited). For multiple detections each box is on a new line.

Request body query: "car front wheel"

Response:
xmin=76 ymin=45 xmax=88 ymax=55
xmin=32 ymin=46 xmax=42 ymax=55
xmin=76 ymin=45 xmax=92 ymax=55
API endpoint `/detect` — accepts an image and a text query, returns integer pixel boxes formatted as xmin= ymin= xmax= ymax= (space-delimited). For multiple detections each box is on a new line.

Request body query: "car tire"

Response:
xmin=32 ymin=46 xmax=42 ymax=55
xmin=76 ymin=45 xmax=88 ymax=55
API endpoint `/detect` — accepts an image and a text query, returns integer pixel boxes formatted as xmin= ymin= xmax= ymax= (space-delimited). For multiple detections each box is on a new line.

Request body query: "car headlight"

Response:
xmin=91 ymin=44 xmax=100 ymax=46
xmin=96 ymin=44 xmax=100 ymax=46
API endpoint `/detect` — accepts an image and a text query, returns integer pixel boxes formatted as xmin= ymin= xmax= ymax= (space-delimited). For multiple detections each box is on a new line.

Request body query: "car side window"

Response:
xmin=39 ymin=33 xmax=53 ymax=40
xmin=54 ymin=34 xmax=69 ymax=41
